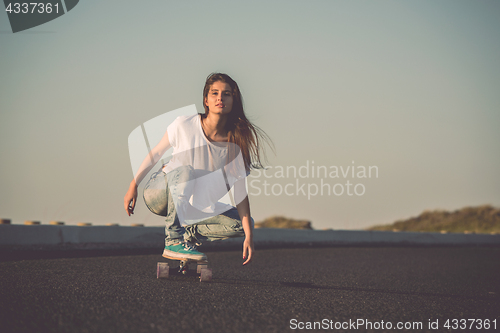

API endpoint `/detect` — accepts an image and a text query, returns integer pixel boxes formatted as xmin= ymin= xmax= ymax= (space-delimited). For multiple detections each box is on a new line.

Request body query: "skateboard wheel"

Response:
xmin=197 ymin=264 xmax=208 ymax=274
xmin=157 ymin=262 xmax=169 ymax=279
xmin=199 ymin=268 xmax=212 ymax=282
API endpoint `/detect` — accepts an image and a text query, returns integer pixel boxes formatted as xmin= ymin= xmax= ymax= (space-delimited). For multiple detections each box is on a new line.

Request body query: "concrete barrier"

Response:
xmin=0 ymin=225 xmax=165 ymax=249
xmin=0 ymin=225 xmax=499 ymax=250
xmin=247 ymin=228 xmax=500 ymax=247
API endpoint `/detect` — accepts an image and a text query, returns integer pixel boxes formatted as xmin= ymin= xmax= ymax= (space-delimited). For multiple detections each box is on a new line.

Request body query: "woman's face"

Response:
xmin=204 ymin=81 xmax=234 ymax=115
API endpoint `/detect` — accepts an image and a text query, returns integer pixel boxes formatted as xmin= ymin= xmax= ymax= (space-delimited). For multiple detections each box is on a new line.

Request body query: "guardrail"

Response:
xmin=1 ymin=223 xmax=499 ymax=250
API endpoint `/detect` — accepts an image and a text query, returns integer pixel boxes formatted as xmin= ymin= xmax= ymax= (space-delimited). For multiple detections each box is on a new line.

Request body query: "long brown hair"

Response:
xmin=202 ymin=73 xmax=273 ymax=171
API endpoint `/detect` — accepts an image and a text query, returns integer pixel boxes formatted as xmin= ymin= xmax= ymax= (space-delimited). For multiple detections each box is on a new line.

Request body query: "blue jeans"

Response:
xmin=162 ymin=166 xmax=252 ymax=247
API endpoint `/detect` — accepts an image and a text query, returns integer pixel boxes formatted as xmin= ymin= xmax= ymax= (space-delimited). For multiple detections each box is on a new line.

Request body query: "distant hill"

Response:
xmin=255 ymin=216 xmax=313 ymax=229
xmin=367 ymin=205 xmax=500 ymax=234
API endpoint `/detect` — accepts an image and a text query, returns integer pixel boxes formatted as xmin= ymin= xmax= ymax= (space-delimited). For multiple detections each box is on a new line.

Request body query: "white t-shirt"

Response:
xmin=162 ymin=114 xmax=248 ymax=220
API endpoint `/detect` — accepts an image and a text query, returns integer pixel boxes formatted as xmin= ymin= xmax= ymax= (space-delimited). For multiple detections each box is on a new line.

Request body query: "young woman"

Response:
xmin=124 ymin=73 xmax=271 ymax=265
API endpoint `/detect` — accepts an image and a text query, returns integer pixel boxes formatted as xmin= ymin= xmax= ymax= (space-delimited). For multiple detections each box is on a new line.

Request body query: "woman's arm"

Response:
xmin=124 ymin=130 xmax=171 ymax=216
xmin=235 ymin=179 xmax=254 ymax=265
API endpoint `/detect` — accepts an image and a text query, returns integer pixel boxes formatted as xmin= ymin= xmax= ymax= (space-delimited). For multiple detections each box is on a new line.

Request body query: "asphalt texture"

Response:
xmin=1 ymin=246 xmax=499 ymax=333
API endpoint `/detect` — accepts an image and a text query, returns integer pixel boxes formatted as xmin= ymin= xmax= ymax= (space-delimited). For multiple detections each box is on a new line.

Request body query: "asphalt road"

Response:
xmin=1 ymin=246 xmax=499 ymax=333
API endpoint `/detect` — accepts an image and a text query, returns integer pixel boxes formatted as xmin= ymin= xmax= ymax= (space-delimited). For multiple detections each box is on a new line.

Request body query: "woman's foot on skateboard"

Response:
xmin=162 ymin=241 xmax=207 ymax=261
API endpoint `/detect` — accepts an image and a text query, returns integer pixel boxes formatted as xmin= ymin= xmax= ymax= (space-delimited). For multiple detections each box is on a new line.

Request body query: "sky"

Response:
xmin=1 ymin=0 xmax=499 ymax=230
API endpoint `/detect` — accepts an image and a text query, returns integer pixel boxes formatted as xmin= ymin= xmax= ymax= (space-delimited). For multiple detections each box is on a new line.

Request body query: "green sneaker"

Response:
xmin=162 ymin=242 xmax=206 ymax=261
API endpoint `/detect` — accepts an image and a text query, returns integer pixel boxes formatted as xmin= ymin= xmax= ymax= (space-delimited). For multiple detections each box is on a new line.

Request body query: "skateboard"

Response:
xmin=157 ymin=258 xmax=212 ymax=282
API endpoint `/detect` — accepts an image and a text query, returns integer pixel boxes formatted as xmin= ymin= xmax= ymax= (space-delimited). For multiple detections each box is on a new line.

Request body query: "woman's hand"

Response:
xmin=242 ymin=236 xmax=254 ymax=265
xmin=124 ymin=183 xmax=138 ymax=216
xmin=236 ymin=194 xmax=254 ymax=265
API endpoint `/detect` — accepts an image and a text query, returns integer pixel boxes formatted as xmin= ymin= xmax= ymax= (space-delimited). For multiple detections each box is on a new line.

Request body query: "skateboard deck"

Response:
xmin=157 ymin=258 xmax=212 ymax=282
